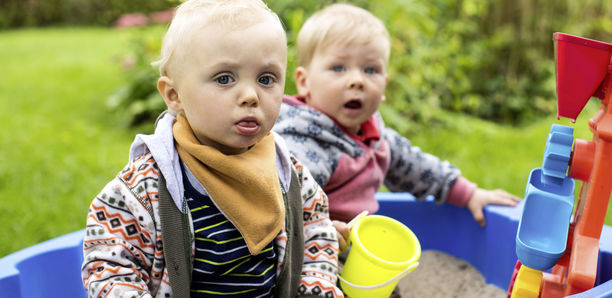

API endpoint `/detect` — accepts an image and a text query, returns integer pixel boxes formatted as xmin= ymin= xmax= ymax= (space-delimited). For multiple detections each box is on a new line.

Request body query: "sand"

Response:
xmin=396 ymin=250 xmax=508 ymax=298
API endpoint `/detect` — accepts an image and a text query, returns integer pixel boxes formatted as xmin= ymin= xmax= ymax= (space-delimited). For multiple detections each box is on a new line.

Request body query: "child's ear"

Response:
xmin=157 ymin=76 xmax=182 ymax=112
xmin=382 ymin=74 xmax=389 ymax=102
xmin=295 ymin=66 xmax=310 ymax=98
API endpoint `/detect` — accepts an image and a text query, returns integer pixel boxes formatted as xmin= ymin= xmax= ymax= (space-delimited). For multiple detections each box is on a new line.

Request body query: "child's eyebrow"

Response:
xmin=208 ymin=60 xmax=240 ymax=70
xmin=208 ymin=60 xmax=284 ymax=74
xmin=326 ymin=52 xmax=384 ymax=64
xmin=328 ymin=52 xmax=349 ymax=60
xmin=260 ymin=61 xmax=284 ymax=73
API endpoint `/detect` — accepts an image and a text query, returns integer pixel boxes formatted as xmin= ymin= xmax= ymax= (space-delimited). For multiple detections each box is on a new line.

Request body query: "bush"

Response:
xmin=106 ymin=25 xmax=167 ymax=127
xmin=367 ymin=0 xmax=611 ymax=134
xmin=105 ymin=0 xmax=612 ymax=133
xmin=0 ymin=0 xmax=177 ymax=28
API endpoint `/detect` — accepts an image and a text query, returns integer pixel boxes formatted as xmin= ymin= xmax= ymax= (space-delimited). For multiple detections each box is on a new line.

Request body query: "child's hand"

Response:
xmin=332 ymin=220 xmax=350 ymax=253
xmin=467 ymin=188 xmax=521 ymax=227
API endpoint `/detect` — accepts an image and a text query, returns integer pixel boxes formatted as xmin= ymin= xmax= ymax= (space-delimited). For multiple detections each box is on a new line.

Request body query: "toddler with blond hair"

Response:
xmin=81 ymin=1 xmax=344 ymax=297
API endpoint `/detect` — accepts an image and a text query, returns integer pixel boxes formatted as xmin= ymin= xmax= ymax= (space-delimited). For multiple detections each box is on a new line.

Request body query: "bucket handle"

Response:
xmin=344 ymin=211 xmax=368 ymax=250
xmin=347 ymin=211 xmax=369 ymax=229
xmin=337 ymin=262 xmax=419 ymax=290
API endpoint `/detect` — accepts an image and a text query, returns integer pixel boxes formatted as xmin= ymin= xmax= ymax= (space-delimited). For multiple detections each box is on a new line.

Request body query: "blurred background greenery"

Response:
xmin=1 ymin=0 xmax=611 ymax=257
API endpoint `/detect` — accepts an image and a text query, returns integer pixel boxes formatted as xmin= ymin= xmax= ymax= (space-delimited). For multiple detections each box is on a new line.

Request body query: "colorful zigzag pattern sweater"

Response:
xmin=81 ymin=112 xmax=343 ymax=298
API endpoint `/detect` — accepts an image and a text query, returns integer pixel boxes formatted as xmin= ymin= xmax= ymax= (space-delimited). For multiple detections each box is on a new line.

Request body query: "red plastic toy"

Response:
xmin=509 ymin=33 xmax=612 ymax=297
xmin=559 ymin=32 xmax=612 ymax=296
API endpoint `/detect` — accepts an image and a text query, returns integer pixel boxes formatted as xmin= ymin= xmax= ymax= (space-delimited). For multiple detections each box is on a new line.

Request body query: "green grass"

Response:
xmin=405 ymin=101 xmax=612 ymax=227
xmin=0 ymin=27 xmax=146 ymax=257
xmin=1 ymin=27 xmax=611 ymax=258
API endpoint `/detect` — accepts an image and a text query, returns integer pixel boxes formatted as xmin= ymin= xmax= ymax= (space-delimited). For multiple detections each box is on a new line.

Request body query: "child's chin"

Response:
xmin=235 ymin=135 xmax=266 ymax=151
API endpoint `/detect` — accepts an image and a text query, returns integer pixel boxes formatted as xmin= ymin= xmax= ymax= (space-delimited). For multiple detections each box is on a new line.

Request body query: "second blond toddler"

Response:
xmin=273 ymin=3 xmax=520 ymax=251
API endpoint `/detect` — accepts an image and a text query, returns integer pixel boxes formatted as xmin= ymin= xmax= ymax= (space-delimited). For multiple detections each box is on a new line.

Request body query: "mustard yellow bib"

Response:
xmin=173 ymin=114 xmax=284 ymax=255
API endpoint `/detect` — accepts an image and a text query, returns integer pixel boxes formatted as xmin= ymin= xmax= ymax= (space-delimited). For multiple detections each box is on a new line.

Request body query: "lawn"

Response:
xmin=1 ymin=27 xmax=610 ymax=258
xmin=0 ymin=27 xmax=144 ymax=257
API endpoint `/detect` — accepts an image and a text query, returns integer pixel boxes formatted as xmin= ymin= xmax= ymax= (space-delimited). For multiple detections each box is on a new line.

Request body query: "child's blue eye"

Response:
xmin=332 ymin=65 xmax=345 ymax=72
xmin=364 ymin=67 xmax=377 ymax=74
xmin=216 ymin=75 xmax=234 ymax=85
xmin=258 ymin=75 xmax=274 ymax=85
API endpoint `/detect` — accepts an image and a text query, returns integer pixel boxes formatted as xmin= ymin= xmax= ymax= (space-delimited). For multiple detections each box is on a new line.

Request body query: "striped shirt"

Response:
xmin=183 ymin=165 xmax=277 ymax=297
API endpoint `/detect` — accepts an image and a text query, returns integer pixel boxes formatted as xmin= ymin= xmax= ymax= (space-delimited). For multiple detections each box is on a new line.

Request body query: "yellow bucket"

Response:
xmin=339 ymin=215 xmax=421 ymax=298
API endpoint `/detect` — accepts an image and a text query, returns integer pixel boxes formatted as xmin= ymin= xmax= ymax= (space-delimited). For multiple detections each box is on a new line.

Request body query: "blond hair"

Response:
xmin=152 ymin=0 xmax=284 ymax=76
xmin=296 ymin=3 xmax=390 ymax=68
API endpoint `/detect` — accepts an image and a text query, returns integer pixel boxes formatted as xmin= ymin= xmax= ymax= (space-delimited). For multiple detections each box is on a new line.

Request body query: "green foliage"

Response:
xmin=2 ymin=28 xmax=612 ymax=257
xmin=0 ymin=0 xmax=176 ymax=28
xmin=104 ymin=0 xmax=612 ymax=132
xmin=368 ymin=0 xmax=611 ymax=136
xmin=106 ymin=25 xmax=167 ymax=127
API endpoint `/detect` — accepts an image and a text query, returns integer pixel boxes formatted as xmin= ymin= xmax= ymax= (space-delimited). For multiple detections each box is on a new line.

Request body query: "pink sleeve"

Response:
xmin=445 ymin=176 xmax=477 ymax=208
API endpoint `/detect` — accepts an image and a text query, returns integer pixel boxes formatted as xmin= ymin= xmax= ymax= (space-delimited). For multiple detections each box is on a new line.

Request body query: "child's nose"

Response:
xmin=239 ymin=85 xmax=259 ymax=107
xmin=347 ymin=70 xmax=365 ymax=90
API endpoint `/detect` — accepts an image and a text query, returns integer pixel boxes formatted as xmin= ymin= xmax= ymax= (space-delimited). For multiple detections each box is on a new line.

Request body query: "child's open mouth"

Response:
xmin=344 ymin=100 xmax=362 ymax=109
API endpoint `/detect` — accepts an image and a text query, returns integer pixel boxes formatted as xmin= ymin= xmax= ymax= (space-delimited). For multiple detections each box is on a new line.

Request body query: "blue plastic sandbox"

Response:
xmin=2 ymin=193 xmax=612 ymax=297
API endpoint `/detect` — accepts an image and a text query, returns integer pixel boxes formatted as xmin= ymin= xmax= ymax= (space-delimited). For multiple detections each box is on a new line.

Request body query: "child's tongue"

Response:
xmin=238 ymin=120 xmax=256 ymax=127
xmin=236 ymin=120 xmax=258 ymax=134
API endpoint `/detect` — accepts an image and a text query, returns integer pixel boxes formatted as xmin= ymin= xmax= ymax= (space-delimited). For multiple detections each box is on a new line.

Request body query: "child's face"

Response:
xmin=162 ymin=19 xmax=286 ymax=155
xmin=297 ymin=41 xmax=387 ymax=134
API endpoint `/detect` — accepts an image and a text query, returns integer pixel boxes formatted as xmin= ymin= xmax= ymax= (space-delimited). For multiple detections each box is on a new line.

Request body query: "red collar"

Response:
xmin=340 ymin=117 xmax=380 ymax=143
xmin=287 ymin=95 xmax=380 ymax=143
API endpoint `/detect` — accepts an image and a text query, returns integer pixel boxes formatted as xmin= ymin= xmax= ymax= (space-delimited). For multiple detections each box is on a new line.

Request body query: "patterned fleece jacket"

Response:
xmin=273 ymin=95 xmax=477 ymax=223
xmin=81 ymin=112 xmax=343 ymax=297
